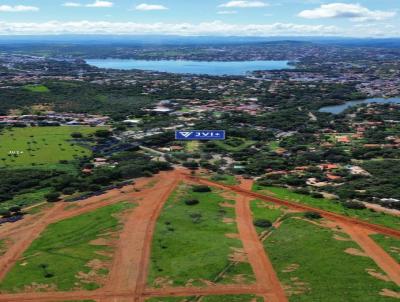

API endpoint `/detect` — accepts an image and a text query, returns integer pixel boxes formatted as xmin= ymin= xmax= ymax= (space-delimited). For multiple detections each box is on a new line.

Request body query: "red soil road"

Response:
xmin=0 ymin=286 xmax=262 ymax=302
xmin=0 ymin=182 xmax=137 ymax=239
xmin=0 ymin=202 xmax=65 ymax=281
xmin=0 ymin=182 xmax=143 ymax=282
xmin=187 ymin=176 xmax=400 ymax=239
xmin=235 ymin=178 xmax=288 ymax=302
xmin=340 ymin=223 xmax=400 ymax=286
xmin=104 ymin=170 xmax=182 ymax=301
xmin=143 ymin=285 xmax=262 ymax=297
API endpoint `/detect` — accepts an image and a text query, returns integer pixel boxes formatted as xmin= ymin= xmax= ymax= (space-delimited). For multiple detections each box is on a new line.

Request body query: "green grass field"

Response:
xmin=253 ymin=185 xmax=400 ymax=231
xmin=185 ymin=141 xmax=200 ymax=152
xmin=264 ymin=217 xmax=399 ymax=302
xmin=146 ymin=295 xmax=263 ymax=302
xmin=0 ymin=126 xmax=99 ymax=168
xmin=215 ymin=137 xmax=255 ymax=152
xmin=370 ymin=234 xmax=400 ymax=264
xmin=148 ymin=184 xmax=255 ymax=287
xmin=209 ymin=173 xmax=239 ymax=185
xmin=0 ymin=202 xmax=134 ymax=293
xmin=23 ymin=85 xmax=50 ymax=93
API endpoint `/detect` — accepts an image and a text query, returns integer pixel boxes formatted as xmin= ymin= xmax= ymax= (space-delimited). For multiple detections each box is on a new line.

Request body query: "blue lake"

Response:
xmin=85 ymin=59 xmax=292 ymax=76
xmin=319 ymin=97 xmax=400 ymax=114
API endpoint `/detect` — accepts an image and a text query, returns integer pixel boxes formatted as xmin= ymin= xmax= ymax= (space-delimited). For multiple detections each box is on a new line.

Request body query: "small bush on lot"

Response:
xmin=254 ymin=219 xmax=272 ymax=228
xmin=304 ymin=212 xmax=322 ymax=219
xmin=344 ymin=201 xmax=366 ymax=210
xmin=185 ymin=199 xmax=199 ymax=206
xmin=311 ymin=192 xmax=324 ymax=199
xmin=192 ymin=185 xmax=211 ymax=193
xmin=294 ymin=188 xmax=310 ymax=195
xmin=44 ymin=192 xmax=61 ymax=202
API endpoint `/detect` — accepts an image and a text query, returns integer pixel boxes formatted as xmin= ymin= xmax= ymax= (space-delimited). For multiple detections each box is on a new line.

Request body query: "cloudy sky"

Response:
xmin=0 ymin=0 xmax=398 ymax=36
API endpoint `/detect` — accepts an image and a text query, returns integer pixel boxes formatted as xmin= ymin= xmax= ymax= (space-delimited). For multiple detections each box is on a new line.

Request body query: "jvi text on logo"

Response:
xmin=175 ymin=130 xmax=226 ymax=140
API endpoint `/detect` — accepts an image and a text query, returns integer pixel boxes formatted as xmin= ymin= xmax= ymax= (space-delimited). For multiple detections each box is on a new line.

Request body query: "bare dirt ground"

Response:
xmin=0 ymin=169 xmax=399 ymax=302
xmin=234 ymin=178 xmax=288 ymax=302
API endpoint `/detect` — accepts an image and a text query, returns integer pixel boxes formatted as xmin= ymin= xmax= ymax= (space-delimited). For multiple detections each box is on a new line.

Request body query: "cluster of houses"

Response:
xmin=0 ymin=113 xmax=109 ymax=127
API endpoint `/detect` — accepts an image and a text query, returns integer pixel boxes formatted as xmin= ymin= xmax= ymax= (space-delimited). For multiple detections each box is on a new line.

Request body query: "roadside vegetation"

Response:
xmin=209 ymin=173 xmax=238 ymax=186
xmin=148 ymin=184 xmax=255 ymax=287
xmin=253 ymin=185 xmax=400 ymax=230
xmin=264 ymin=216 xmax=400 ymax=302
xmin=0 ymin=202 xmax=135 ymax=293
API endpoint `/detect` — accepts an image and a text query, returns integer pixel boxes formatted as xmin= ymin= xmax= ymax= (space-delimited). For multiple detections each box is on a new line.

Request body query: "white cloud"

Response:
xmin=219 ymin=1 xmax=268 ymax=8
xmin=63 ymin=2 xmax=82 ymax=7
xmin=217 ymin=10 xmax=238 ymax=14
xmin=0 ymin=5 xmax=39 ymax=12
xmin=0 ymin=20 xmax=338 ymax=36
xmin=86 ymin=0 xmax=113 ymax=8
xmin=135 ymin=3 xmax=168 ymax=11
xmin=298 ymin=3 xmax=396 ymax=22
xmin=0 ymin=20 xmax=398 ymax=36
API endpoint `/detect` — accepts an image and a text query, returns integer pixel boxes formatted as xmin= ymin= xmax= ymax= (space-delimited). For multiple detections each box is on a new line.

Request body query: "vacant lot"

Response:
xmin=250 ymin=199 xmax=285 ymax=234
xmin=0 ymin=126 xmax=98 ymax=168
xmin=23 ymin=84 xmax=50 ymax=93
xmin=146 ymin=295 xmax=263 ymax=302
xmin=0 ymin=202 xmax=134 ymax=293
xmin=264 ymin=217 xmax=399 ymax=302
xmin=215 ymin=137 xmax=255 ymax=152
xmin=148 ymin=184 xmax=255 ymax=287
xmin=209 ymin=174 xmax=238 ymax=186
xmin=370 ymin=234 xmax=400 ymax=263
xmin=253 ymin=185 xmax=400 ymax=230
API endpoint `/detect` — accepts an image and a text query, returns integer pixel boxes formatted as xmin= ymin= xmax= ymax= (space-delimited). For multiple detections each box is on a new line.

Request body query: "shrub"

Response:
xmin=304 ymin=212 xmax=322 ymax=219
xmin=185 ymin=199 xmax=199 ymax=206
xmin=0 ymin=209 xmax=11 ymax=217
xmin=9 ymin=206 xmax=22 ymax=213
xmin=344 ymin=201 xmax=366 ymax=210
xmin=254 ymin=219 xmax=272 ymax=228
xmin=70 ymin=132 xmax=83 ymax=139
xmin=192 ymin=185 xmax=211 ymax=193
xmin=311 ymin=192 xmax=324 ymax=199
xmin=62 ymin=187 xmax=76 ymax=195
xmin=94 ymin=129 xmax=112 ymax=138
xmin=256 ymin=179 xmax=274 ymax=186
xmin=183 ymin=161 xmax=199 ymax=170
xmin=293 ymin=188 xmax=309 ymax=195
xmin=45 ymin=192 xmax=61 ymax=202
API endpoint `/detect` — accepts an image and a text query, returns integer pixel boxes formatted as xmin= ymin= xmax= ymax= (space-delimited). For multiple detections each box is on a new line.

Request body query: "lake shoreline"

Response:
xmin=85 ymin=59 xmax=293 ymax=76
xmin=319 ymin=97 xmax=400 ymax=114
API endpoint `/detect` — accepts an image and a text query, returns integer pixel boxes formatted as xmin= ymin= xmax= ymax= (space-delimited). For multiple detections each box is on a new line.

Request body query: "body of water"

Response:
xmin=319 ymin=97 xmax=400 ymax=114
xmin=85 ymin=59 xmax=292 ymax=76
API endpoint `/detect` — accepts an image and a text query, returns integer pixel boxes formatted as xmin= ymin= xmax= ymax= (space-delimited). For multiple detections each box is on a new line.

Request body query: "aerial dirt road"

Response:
xmin=0 ymin=202 xmax=65 ymax=281
xmin=104 ymin=170 xmax=182 ymax=302
xmin=234 ymin=178 xmax=288 ymax=302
